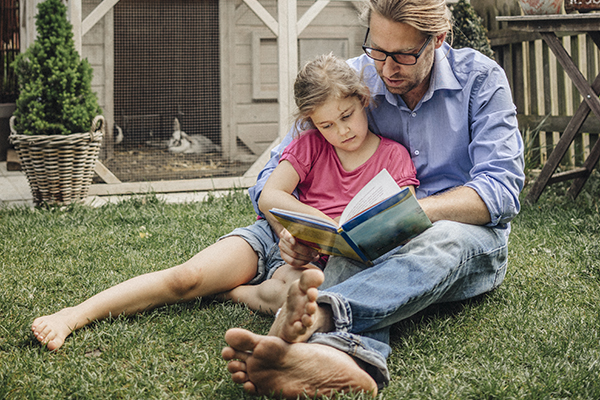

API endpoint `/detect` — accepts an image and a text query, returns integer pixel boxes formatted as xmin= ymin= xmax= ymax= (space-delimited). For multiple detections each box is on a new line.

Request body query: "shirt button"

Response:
xmin=411 ymin=112 xmax=417 ymax=117
xmin=414 ymin=150 xmax=420 ymax=156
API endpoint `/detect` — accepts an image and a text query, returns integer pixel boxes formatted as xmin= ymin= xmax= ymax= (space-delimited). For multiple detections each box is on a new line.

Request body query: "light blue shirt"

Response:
xmin=249 ymin=43 xmax=525 ymax=227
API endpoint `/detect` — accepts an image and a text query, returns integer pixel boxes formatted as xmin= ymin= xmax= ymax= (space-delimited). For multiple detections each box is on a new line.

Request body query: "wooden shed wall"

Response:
xmin=77 ymin=0 xmax=367 ymax=162
xmin=232 ymin=0 xmax=366 ymax=158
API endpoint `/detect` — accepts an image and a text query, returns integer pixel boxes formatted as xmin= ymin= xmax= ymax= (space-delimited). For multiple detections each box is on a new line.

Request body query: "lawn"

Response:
xmin=0 ymin=174 xmax=599 ymax=399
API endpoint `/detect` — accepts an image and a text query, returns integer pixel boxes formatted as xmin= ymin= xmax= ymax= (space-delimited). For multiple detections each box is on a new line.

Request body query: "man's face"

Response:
xmin=368 ymin=13 xmax=441 ymax=105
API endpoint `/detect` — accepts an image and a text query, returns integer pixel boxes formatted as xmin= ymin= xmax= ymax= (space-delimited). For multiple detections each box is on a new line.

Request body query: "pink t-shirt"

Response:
xmin=280 ymin=130 xmax=419 ymax=219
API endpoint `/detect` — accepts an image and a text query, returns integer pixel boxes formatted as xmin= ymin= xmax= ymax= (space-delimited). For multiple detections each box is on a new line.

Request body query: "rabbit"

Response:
xmin=168 ymin=118 xmax=221 ymax=154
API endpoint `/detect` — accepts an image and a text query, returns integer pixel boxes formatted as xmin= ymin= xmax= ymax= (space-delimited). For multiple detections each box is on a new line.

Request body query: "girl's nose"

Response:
xmin=339 ymin=123 xmax=350 ymax=136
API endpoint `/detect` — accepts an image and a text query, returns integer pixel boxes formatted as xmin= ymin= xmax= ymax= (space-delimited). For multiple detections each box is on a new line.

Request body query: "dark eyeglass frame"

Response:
xmin=361 ymin=28 xmax=433 ymax=66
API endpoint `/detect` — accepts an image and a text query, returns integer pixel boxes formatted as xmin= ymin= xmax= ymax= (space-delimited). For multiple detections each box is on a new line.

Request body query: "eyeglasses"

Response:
xmin=362 ymin=28 xmax=433 ymax=66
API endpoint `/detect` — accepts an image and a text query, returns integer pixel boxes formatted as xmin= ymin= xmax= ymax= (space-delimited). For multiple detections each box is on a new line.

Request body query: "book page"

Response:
xmin=270 ymin=208 xmax=337 ymax=229
xmin=339 ymin=169 xmax=401 ymax=224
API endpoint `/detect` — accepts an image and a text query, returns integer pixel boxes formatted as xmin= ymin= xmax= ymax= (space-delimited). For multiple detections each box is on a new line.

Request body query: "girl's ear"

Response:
xmin=360 ymin=95 xmax=369 ymax=108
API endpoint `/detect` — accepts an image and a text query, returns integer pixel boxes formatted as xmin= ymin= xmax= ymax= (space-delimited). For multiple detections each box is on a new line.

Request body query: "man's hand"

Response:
xmin=278 ymin=228 xmax=321 ymax=267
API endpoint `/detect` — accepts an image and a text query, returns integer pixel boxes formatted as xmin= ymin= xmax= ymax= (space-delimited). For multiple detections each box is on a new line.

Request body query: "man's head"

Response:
xmin=360 ymin=0 xmax=451 ymax=107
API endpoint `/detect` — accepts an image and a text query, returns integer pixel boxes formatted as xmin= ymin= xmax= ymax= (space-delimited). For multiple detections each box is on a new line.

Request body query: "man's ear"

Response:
xmin=434 ymin=32 xmax=448 ymax=49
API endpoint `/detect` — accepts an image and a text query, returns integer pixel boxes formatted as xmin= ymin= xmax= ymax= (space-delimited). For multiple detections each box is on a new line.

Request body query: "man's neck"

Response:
xmin=401 ymin=72 xmax=432 ymax=110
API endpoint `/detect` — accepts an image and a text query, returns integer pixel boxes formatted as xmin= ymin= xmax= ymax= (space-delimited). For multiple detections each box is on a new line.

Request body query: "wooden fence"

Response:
xmin=488 ymin=19 xmax=600 ymax=172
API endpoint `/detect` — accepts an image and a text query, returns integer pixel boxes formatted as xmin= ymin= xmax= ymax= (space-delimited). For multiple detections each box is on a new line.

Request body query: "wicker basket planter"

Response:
xmin=9 ymin=115 xmax=104 ymax=206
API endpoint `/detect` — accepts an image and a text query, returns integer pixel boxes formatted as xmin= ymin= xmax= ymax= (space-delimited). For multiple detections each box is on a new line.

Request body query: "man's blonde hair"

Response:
xmin=360 ymin=0 xmax=452 ymax=37
xmin=293 ymin=53 xmax=371 ymax=133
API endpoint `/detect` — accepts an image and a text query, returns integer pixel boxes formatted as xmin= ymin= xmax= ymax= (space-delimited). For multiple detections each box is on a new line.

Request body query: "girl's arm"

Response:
xmin=258 ymin=160 xmax=337 ymax=236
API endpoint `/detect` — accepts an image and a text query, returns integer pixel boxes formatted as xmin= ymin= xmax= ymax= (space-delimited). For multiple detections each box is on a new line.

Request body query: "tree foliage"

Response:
xmin=11 ymin=0 xmax=101 ymax=135
xmin=448 ymin=0 xmax=495 ymax=59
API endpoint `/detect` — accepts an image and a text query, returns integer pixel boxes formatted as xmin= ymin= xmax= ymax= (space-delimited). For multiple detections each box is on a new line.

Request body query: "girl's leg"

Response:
xmin=31 ymin=236 xmax=258 ymax=350
xmin=223 ymin=265 xmax=307 ymax=314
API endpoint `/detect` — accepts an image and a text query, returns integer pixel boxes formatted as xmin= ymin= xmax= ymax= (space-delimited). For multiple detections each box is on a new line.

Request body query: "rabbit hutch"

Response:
xmin=15 ymin=0 xmax=368 ymax=195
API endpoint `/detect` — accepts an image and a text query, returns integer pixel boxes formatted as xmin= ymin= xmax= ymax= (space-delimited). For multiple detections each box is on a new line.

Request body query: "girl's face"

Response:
xmin=310 ymin=95 xmax=370 ymax=154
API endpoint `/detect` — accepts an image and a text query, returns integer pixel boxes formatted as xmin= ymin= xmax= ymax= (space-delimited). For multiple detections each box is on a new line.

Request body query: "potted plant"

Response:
xmin=9 ymin=0 xmax=103 ymax=206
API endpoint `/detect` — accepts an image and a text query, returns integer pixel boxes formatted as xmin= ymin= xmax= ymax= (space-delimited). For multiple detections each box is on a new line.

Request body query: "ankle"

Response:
xmin=315 ymin=304 xmax=334 ymax=333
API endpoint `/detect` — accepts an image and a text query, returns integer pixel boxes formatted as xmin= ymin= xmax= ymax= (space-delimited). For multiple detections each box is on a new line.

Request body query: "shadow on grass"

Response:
xmin=389 ymin=292 xmax=491 ymax=342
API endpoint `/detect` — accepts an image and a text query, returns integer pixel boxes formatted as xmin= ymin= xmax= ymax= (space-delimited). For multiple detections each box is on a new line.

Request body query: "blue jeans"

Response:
xmin=310 ymin=220 xmax=509 ymax=388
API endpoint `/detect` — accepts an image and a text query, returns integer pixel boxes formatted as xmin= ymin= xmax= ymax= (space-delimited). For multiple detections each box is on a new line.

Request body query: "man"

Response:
xmin=222 ymin=0 xmax=525 ymax=398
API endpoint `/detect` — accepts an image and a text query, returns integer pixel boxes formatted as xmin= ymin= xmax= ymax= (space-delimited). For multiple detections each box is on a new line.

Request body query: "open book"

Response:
xmin=270 ymin=169 xmax=432 ymax=265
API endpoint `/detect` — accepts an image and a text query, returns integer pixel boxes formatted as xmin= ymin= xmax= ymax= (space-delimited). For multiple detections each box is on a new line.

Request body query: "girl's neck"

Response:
xmin=335 ymin=131 xmax=381 ymax=172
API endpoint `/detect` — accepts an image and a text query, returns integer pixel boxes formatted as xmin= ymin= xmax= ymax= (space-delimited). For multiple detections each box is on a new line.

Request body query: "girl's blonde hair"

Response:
xmin=293 ymin=53 xmax=371 ymax=134
xmin=360 ymin=0 xmax=452 ymax=38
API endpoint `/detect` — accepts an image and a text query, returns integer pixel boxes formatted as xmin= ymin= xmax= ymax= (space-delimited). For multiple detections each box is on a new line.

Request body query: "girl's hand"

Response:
xmin=278 ymin=228 xmax=321 ymax=267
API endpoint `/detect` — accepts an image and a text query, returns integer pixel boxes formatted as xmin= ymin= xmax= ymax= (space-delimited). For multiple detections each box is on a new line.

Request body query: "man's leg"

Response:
xmin=320 ymin=221 xmax=508 ymax=334
xmin=223 ymin=221 xmax=509 ymax=393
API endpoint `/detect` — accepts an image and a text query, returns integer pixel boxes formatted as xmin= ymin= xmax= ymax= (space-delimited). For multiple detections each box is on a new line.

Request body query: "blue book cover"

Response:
xmin=270 ymin=169 xmax=432 ymax=264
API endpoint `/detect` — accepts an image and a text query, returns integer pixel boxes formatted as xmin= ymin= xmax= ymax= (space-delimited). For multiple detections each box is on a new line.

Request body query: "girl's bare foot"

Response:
xmin=222 ymin=328 xmax=377 ymax=399
xmin=31 ymin=308 xmax=81 ymax=350
xmin=268 ymin=268 xmax=328 ymax=343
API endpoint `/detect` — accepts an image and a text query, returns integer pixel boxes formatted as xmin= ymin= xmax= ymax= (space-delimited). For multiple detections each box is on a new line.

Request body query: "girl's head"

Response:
xmin=293 ymin=53 xmax=371 ymax=133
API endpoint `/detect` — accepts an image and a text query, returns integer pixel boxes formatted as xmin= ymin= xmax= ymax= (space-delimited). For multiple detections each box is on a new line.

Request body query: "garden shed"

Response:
xmin=9 ymin=0 xmax=600 ymax=198
xmin=14 ymin=0 xmax=367 ymax=195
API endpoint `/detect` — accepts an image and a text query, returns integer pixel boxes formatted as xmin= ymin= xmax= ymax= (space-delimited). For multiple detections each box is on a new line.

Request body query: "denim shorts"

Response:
xmin=219 ymin=218 xmax=286 ymax=285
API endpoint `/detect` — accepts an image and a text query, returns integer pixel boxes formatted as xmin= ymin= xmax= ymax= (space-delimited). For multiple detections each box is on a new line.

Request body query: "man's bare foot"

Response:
xmin=31 ymin=308 xmax=80 ymax=350
xmin=222 ymin=328 xmax=377 ymax=399
xmin=268 ymin=268 xmax=327 ymax=343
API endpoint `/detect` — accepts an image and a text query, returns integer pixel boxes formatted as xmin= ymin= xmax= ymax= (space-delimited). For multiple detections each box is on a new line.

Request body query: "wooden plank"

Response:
xmin=568 ymin=132 xmax=600 ymax=197
xmin=70 ymin=0 xmax=83 ymax=53
xmin=243 ymin=137 xmax=281 ymax=179
xmin=297 ymin=0 xmax=330 ymax=34
xmin=514 ymin=42 xmax=526 ymax=115
xmin=82 ymin=0 xmax=120 ymax=36
xmin=489 ymin=28 xmax=540 ymax=47
xmin=237 ymin=123 xmax=278 ymax=155
xmin=243 ymin=0 xmax=278 ymax=35
xmin=221 ymin=0 xmax=236 ymax=160
xmin=547 ymin=167 xmax=588 ymax=184
xmin=497 ymin=14 xmax=600 ymax=33
xmin=278 ymin=0 xmax=298 ymax=138
xmin=518 ymin=114 xmax=600 ymax=133
xmin=541 ymin=32 xmax=600 ymax=120
xmin=524 ymin=72 xmax=600 ymax=204
xmin=89 ymin=176 xmax=257 ymax=196
xmin=94 ymin=160 xmax=121 ymax=184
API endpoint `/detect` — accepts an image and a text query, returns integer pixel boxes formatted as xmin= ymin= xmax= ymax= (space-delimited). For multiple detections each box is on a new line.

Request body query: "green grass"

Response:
xmin=1 ymin=175 xmax=599 ymax=399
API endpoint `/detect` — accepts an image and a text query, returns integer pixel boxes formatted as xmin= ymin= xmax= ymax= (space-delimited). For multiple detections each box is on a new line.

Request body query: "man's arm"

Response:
xmin=461 ymin=63 xmax=525 ymax=226
xmin=418 ymin=186 xmax=490 ymax=225
xmin=248 ymin=131 xmax=296 ymax=217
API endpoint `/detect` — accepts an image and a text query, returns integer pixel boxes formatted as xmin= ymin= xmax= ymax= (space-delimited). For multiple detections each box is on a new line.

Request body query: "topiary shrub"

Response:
xmin=448 ymin=0 xmax=495 ymax=59
xmin=11 ymin=0 xmax=101 ymax=135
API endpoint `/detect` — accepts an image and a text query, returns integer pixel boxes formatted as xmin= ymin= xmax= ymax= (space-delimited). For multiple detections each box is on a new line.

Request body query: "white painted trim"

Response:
xmin=82 ymin=0 xmax=121 ymax=36
xmin=278 ymin=0 xmax=297 ymax=139
xmin=243 ymin=0 xmax=279 ymax=36
xmin=297 ymin=0 xmax=330 ymax=35
xmin=89 ymin=176 xmax=257 ymax=196
xmin=69 ymin=0 xmax=82 ymax=53
xmin=252 ymin=32 xmax=278 ymax=100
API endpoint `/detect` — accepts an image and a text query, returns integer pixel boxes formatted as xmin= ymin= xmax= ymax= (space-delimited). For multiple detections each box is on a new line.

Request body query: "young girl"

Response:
xmin=221 ymin=53 xmax=419 ymax=311
xmin=30 ymin=53 xmax=418 ymax=351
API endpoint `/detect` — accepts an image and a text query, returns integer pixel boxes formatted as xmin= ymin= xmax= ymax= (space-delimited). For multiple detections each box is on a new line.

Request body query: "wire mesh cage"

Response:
xmin=101 ymin=0 xmax=246 ymax=183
